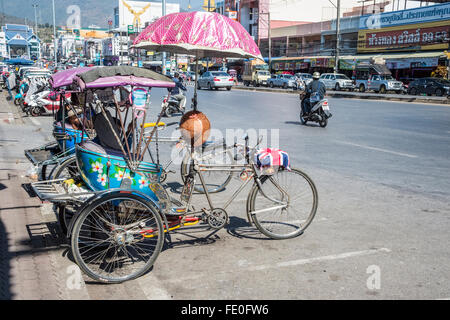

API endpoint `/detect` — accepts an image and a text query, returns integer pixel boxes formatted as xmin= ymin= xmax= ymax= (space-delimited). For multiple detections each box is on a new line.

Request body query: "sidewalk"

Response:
xmin=233 ymin=84 xmax=450 ymax=105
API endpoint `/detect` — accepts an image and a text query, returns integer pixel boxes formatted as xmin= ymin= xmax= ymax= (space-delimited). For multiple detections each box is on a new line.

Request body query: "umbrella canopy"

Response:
xmin=4 ymin=58 xmax=34 ymax=65
xmin=133 ymin=11 xmax=263 ymax=60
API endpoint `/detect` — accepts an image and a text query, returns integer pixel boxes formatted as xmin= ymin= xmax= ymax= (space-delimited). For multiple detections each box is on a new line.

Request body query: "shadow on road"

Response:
xmin=0 ymin=217 xmax=12 ymax=299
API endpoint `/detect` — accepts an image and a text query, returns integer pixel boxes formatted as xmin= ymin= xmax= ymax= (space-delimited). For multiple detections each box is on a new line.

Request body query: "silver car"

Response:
xmin=197 ymin=71 xmax=234 ymax=91
xmin=319 ymin=73 xmax=355 ymax=91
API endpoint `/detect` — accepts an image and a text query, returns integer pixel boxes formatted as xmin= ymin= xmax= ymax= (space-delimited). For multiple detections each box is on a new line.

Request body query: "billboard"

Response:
xmin=117 ymin=0 xmax=180 ymax=30
xmin=359 ymin=2 xmax=450 ymax=30
xmin=358 ymin=2 xmax=450 ymax=53
xmin=357 ymin=20 xmax=450 ymax=53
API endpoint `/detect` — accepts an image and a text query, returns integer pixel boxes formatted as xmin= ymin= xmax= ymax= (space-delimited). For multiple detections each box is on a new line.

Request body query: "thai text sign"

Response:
xmin=357 ymin=20 xmax=449 ymax=52
xmin=359 ymin=2 xmax=450 ymax=30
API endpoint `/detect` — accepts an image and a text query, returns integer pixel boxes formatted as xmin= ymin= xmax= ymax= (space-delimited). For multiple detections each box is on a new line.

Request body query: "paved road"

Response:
xmin=0 ymin=86 xmax=449 ymax=300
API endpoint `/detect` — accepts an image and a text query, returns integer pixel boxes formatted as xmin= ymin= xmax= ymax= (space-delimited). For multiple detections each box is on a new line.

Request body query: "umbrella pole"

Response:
xmin=193 ymin=52 xmax=199 ymax=111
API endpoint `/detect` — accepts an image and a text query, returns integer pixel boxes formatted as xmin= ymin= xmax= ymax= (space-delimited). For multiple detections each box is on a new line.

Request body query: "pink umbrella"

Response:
xmin=133 ymin=11 xmax=263 ymax=60
xmin=133 ymin=11 xmax=263 ymax=110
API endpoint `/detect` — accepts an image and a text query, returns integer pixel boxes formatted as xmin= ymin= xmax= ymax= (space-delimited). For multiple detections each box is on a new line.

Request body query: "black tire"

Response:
xmin=299 ymin=110 xmax=307 ymax=125
xmin=359 ymin=84 xmax=365 ymax=92
xmin=435 ymin=88 xmax=444 ymax=97
xmin=319 ymin=117 xmax=328 ymax=128
xmin=58 ymin=203 xmax=78 ymax=236
xmin=248 ymin=168 xmax=318 ymax=240
xmin=269 ymin=82 xmax=274 ymax=88
xmin=71 ymin=192 xmax=164 ymax=283
xmin=164 ymin=105 xmax=174 ymax=118
xmin=31 ymin=106 xmax=42 ymax=117
xmin=180 ymin=144 xmax=234 ymax=194
xmin=283 ymin=83 xmax=287 ymax=89
xmin=379 ymin=85 xmax=386 ymax=94
xmin=14 ymin=98 xmax=20 ymax=105
xmin=197 ymin=82 xmax=201 ymax=90
xmin=409 ymin=87 xmax=418 ymax=95
xmin=335 ymin=83 xmax=340 ymax=91
xmin=208 ymin=82 xmax=213 ymax=90
xmin=227 ymin=87 xmax=232 ymax=91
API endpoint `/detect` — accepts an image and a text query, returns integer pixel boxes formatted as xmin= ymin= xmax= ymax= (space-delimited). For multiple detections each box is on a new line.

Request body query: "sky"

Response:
xmin=268 ymin=0 xmax=423 ymax=22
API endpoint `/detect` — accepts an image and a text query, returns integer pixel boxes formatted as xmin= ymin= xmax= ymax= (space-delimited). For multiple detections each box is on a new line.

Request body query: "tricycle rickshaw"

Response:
xmin=29 ymin=66 xmax=318 ymax=283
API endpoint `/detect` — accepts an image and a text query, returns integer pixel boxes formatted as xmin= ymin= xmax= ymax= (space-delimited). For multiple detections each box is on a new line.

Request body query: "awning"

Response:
xmin=7 ymin=39 xmax=29 ymax=46
xmin=340 ymin=51 xmax=447 ymax=60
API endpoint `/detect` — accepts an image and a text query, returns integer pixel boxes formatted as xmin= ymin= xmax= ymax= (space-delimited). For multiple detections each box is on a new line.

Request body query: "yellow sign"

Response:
xmin=357 ymin=20 xmax=450 ymax=53
xmin=122 ymin=0 xmax=151 ymax=27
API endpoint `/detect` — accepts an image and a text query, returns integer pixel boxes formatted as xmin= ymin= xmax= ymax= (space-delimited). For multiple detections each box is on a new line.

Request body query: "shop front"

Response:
xmin=271 ymin=56 xmax=335 ymax=74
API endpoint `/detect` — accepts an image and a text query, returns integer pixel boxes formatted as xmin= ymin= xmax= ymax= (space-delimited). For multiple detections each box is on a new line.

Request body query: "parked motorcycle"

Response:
xmin=14 ymin=81 xmax=29 ymax=107
xmin=299 ymin=91 xmax=332 ymax=128
xmin=161 ymin=94 xmax=186 ymax=117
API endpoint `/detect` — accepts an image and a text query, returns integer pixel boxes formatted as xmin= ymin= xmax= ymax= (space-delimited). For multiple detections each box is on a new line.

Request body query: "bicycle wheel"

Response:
xmin=71 ymin=192 xmax=164 ymax=283
xmin=248 ymin=168 xmax=318 ymax=240
xmin=52 ymin=156 xmax=78 ymax=179
xmin=181 ymin=143 xmax=234 ymax=193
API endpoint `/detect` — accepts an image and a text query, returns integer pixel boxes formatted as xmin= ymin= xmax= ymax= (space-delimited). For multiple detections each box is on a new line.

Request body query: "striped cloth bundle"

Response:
xmin=254 ymin=148 xmax=291 ymax=171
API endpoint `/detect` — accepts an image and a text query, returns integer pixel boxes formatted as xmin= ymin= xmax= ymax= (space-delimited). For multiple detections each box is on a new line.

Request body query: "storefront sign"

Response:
xmin=385 ymin=57 xmax=438 ymax=69
xmin=359 ymin=2 xmax=450 ymax=30
xmin=358 ymin=20 xmax=449 ymax=52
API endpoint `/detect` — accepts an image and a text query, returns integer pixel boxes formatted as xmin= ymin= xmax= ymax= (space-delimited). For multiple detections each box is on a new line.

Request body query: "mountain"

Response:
xmin=0 ymin=0 xmax=203 ymax=29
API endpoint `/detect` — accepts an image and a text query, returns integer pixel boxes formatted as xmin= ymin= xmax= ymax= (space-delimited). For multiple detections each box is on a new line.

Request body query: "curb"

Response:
xmin=233 ymin=85 xmax=450 ymax=105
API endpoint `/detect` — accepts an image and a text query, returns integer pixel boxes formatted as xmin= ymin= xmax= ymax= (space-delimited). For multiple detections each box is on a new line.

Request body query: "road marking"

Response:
xmin=164 ymin=247 xmax=391 ymax=283
xmin=30 ymin=117 xmax=41 ymax=126
xmin=8 ymin=112 xmax=15 ymax=124
xmin=247 ymin=248 xmax=391 ymax=271
xmin=335 ymin=140 xmax=418 ymax=158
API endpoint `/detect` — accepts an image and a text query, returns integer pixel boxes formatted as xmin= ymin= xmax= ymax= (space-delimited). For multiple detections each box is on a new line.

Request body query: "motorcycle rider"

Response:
xmin=169 ymin=72 xmax=187 ymax=111
xmin=302 ymin=71 xmax=326 ymax=115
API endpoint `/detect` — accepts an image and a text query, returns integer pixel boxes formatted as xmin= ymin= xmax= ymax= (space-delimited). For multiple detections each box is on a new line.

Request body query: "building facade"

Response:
xmin=2 ymin=24 xmax=40 ymax=60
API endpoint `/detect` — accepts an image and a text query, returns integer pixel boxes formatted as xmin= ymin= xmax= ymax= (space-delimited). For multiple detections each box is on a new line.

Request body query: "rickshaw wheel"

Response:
xmin=71 ymin=192 xmax=164 ymax=283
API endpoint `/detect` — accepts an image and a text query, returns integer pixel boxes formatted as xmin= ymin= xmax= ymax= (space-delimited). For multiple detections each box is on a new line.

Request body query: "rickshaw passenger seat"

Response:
xmin=93 ymin=110 xmax=124 ymax=152
xmin=81 ymin=140 xmax=124 ymax=158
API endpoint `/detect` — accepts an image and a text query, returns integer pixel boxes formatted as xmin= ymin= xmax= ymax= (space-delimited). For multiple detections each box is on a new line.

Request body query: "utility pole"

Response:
xmin=32 ymin=4 xmax=38 ymax=38
xmin=52 ymin=0 xmax=57 ymax=66
xmin=162 ymin=0 xmax=166 ymax=75
xmin=335 ymin=0 xmax=341 ymax=73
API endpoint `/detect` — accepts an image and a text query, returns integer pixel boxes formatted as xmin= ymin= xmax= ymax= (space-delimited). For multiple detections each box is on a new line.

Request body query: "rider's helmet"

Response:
xmin=312 ymin=72 xmax=320 ymax=80
xmin=173 ymin=72 xmax=179 ymax=78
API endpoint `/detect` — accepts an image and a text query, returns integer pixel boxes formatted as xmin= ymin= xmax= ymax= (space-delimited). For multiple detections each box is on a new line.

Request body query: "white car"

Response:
xmin=197 ymin=71 xmax=234 ymax=91
xmin=319 ymin=73 xmax=355 ymax=91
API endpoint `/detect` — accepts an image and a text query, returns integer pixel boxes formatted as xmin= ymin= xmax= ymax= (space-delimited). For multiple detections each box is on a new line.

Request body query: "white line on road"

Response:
xmin=335 ymin=140 xmax=418 ymax=159
xmin=247 ymin=248 xmax=391 ymax=272
xmin=164 ymin=247 xmax=391 ymax=283
xmin=8 ymin=112 xmax=14 ymax=124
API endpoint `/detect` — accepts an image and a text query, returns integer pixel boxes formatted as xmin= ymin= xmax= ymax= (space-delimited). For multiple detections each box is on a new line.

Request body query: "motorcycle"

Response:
xmin=24 ymin=83 xmax=63 ymax=117
xmin=14 ymin=81 xmax=29 ymax=107
xmin=161 ymin=93 xmax=186 ymax=117
xmin=299 ymin=91 xmax=332 ymax=128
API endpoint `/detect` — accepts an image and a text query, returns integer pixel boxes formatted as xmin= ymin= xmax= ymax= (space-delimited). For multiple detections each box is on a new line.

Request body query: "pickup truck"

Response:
xmin=356 ymin=74 xmax=404 ymax=94
xmin=268 ymin=74 xmax=298 ymax=89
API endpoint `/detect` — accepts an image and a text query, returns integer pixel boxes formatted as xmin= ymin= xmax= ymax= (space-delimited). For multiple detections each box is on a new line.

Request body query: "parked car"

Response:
xmin=197 ymin=71 xmax=234 ymax=90
xmin=407 ymin=78 xmax=450 ymax=96
xmin=268 ymin=74 xmax=298 ymax=89
xmin=319 ymin=73 xmax=355 ymax=91
xmin=188 ymin=71 xmax=197 ymax=81
xmin=367 ymin=74 xmax=404 ymax=94
xmin=295 ymin=73 xmax=313 ymax=86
